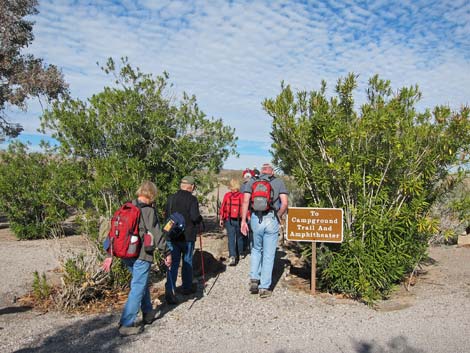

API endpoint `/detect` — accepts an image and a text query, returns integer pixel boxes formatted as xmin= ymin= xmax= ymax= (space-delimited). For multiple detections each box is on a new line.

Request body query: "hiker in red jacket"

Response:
xmin=219 ymin=178 xmax=245 ymax=266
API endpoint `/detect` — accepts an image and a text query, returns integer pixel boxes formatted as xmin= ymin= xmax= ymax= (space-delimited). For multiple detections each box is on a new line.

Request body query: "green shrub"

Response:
xmin=32 ymin=271 xmax=51 ymax=300
xmin=63 ymin=254 xmax=88 ymax=286
xmin=54 ymin=249 xmax=129 ymax=311
xmin=265 ymin=74 xmax=470 ymax=303
xmin=430 ymin=177 xmax=470 ymax=244
xmin=108 ymin=257 xmax=132 ymax=288
xmin=449 ymin=179 xmax=470 ymax=220
xmin=40 ymin=57 xmax=237 ymax=219
xmin=0 ymin=142 xmax=86 ymax=239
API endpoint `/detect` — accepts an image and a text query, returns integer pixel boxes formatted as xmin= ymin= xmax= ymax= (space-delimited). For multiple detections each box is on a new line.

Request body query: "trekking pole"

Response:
xmin=216 ymin=184 xmax=220 ymax=224
xmin=198 ymin=222 xmax=206 ymax=292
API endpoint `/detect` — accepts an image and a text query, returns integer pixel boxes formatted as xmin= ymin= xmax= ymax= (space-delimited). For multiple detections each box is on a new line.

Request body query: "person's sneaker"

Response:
xmin=165 ymin=292 xmax=178 ymax=305
xmin=259 ymin=289 xmax=272 ymax=298
xmin=142 ymin=310 xmax=155 ymax=325
xmin=119 ymin=324 xmax=144 ymax=336
xmin=249 ymin=279 xmax=259 ymax=294
xmin=228 ymin=256 xmax=236 ymax=266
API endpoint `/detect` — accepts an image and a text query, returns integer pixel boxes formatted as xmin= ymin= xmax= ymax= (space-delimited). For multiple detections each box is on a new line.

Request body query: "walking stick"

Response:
xmin=216 ymin=184 xmax=220 ymax=224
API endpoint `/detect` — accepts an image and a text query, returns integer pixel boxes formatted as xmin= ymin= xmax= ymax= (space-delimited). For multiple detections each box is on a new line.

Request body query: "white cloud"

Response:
xmin=7 ymin=0 xmax=469 ymax=170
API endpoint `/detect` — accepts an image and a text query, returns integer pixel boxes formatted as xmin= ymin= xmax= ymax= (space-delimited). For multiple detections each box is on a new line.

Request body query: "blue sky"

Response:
xmin=3 ymin=0 xmax=470 ymax=169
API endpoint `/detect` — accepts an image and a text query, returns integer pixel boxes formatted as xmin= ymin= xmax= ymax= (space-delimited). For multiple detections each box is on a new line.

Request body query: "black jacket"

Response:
xmin=165 ymin=190 xmax=203 ymax=242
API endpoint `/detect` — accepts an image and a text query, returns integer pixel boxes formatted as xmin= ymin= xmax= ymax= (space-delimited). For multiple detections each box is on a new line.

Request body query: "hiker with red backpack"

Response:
xmin=102 ymin=180 xmax=171 ymax=336
xmin=219 ymin=178 xmax=245 ymax=266
xmin=240 ymin=163 xmax=289 ymax=298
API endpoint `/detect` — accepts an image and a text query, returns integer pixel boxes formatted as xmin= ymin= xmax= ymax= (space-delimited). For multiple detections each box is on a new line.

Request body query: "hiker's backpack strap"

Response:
xmin=134 ymin=200 xmax=149 ymax=235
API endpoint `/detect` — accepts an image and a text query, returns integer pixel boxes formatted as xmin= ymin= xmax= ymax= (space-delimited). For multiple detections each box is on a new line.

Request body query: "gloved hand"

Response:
xmin=102 ymin=257 xmax=113 ymax=272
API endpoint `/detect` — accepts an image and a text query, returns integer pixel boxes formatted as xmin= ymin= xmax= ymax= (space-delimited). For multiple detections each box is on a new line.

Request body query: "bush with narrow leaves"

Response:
xmin=265 ymin=74 xmax=470 ymax=303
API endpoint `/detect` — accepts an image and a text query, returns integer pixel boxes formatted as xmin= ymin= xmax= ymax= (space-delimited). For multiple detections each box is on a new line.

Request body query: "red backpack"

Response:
xmin=251 ymin=178 xmax=274 ymax=212
xmin=105 ymin=202 xmax=141 ymax=258
xmin=227 ymin=192 xmax=242 ymax=219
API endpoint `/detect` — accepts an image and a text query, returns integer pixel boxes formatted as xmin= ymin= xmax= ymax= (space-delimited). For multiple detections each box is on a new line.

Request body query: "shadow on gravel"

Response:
xmin=0 ymin=306 xmax=32 ymax=315
xmin=13 ymin=314 xmax=129 ymax=353
xmin=271 ymin=249 xmax=290 ymax=291
xmin=352 ymin=336 xmax=424 ymax=353
xmin=152 ymin=249 xmax=227 ymax=319
xmin=193 ymin=249 xmax=227 ymax=281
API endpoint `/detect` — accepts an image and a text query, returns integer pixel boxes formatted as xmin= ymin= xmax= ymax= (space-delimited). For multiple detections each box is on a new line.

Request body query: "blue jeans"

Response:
xmin=250 ymin=212 xmax=279 ymax=290
xmin=165 ymin=240 xmax=195 ymax=293
xmin=120 ymin=258 xmax=152 ymax=327
xmin=225 ymin=219 xmax=244 ymax=258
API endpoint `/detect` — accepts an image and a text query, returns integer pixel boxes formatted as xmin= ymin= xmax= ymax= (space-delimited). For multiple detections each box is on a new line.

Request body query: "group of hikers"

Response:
xmin=219 ymin=164 xmax=289 ymax=295
xmin=103 ymin=163 xmax=289 ymax=336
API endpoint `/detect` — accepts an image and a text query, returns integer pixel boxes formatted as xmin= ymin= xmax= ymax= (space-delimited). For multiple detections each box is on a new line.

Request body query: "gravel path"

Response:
xmin=0 ymin=229 xmax=88 ymax=307
xmin=1 ymin=228 xmax=470 ymax=353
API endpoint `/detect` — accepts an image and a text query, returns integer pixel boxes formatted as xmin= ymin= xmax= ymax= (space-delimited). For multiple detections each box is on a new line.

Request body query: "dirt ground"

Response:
xmin=1 ymin=214 xmax=470 ymax=353
xmin=1 ymin=216 xmax=469 ymax=311
xmin=2 ymin=176 xmax=470 ymax=352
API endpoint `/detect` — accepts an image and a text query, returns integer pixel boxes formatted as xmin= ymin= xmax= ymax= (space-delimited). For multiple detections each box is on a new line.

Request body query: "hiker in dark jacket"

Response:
xmin=105 ymin=180 xmax=171 ymax=336
xmin=164 ymin=175 xmax=203 ymax=304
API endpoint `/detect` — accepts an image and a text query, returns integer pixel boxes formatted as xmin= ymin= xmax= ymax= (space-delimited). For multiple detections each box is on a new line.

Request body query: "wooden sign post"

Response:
xmin=286 ymin=207 xmax=343 ymax=295
xmin=311 ymin=242 xmax=316 ymax=295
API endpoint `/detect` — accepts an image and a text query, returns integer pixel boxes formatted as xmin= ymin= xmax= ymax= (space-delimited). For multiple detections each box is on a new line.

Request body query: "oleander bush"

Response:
xmin=427 ymin=177 xmax=470 ymax=245
xmin=264 ymin=74 xmax=470 ymax=303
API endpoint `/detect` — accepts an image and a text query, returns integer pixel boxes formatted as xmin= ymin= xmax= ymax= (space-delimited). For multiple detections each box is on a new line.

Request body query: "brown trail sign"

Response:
xmin=286 ymin=207 xmax=343 ymax=295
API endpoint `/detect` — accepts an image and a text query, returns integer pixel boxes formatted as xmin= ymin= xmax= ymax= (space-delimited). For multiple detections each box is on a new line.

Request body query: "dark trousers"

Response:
xmin=165 ymin=240 xmax=195 ymax=292
xmin=225 ymin=219 xmax=244 ymax=258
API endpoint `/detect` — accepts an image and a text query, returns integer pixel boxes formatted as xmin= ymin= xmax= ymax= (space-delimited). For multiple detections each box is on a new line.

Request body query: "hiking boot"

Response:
xmin=228 ymin=256 xmax=236 ymax=266
xmin=165 ymin=292 xmax=178 ymax=305
xmin=142 ymin=310 xmax=155 ymax=325
xmin=259 ymin=289 xmax=272 ymax=298
xmin=181 ymin=287 xmax=197 ymax=295
xmin=249 ymin=279 xmax=259 ymax=294
xmin=176 ymin=282 xmax=198 ymax=295
xmin=119 ymin=324 xmax=144 ymax=336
